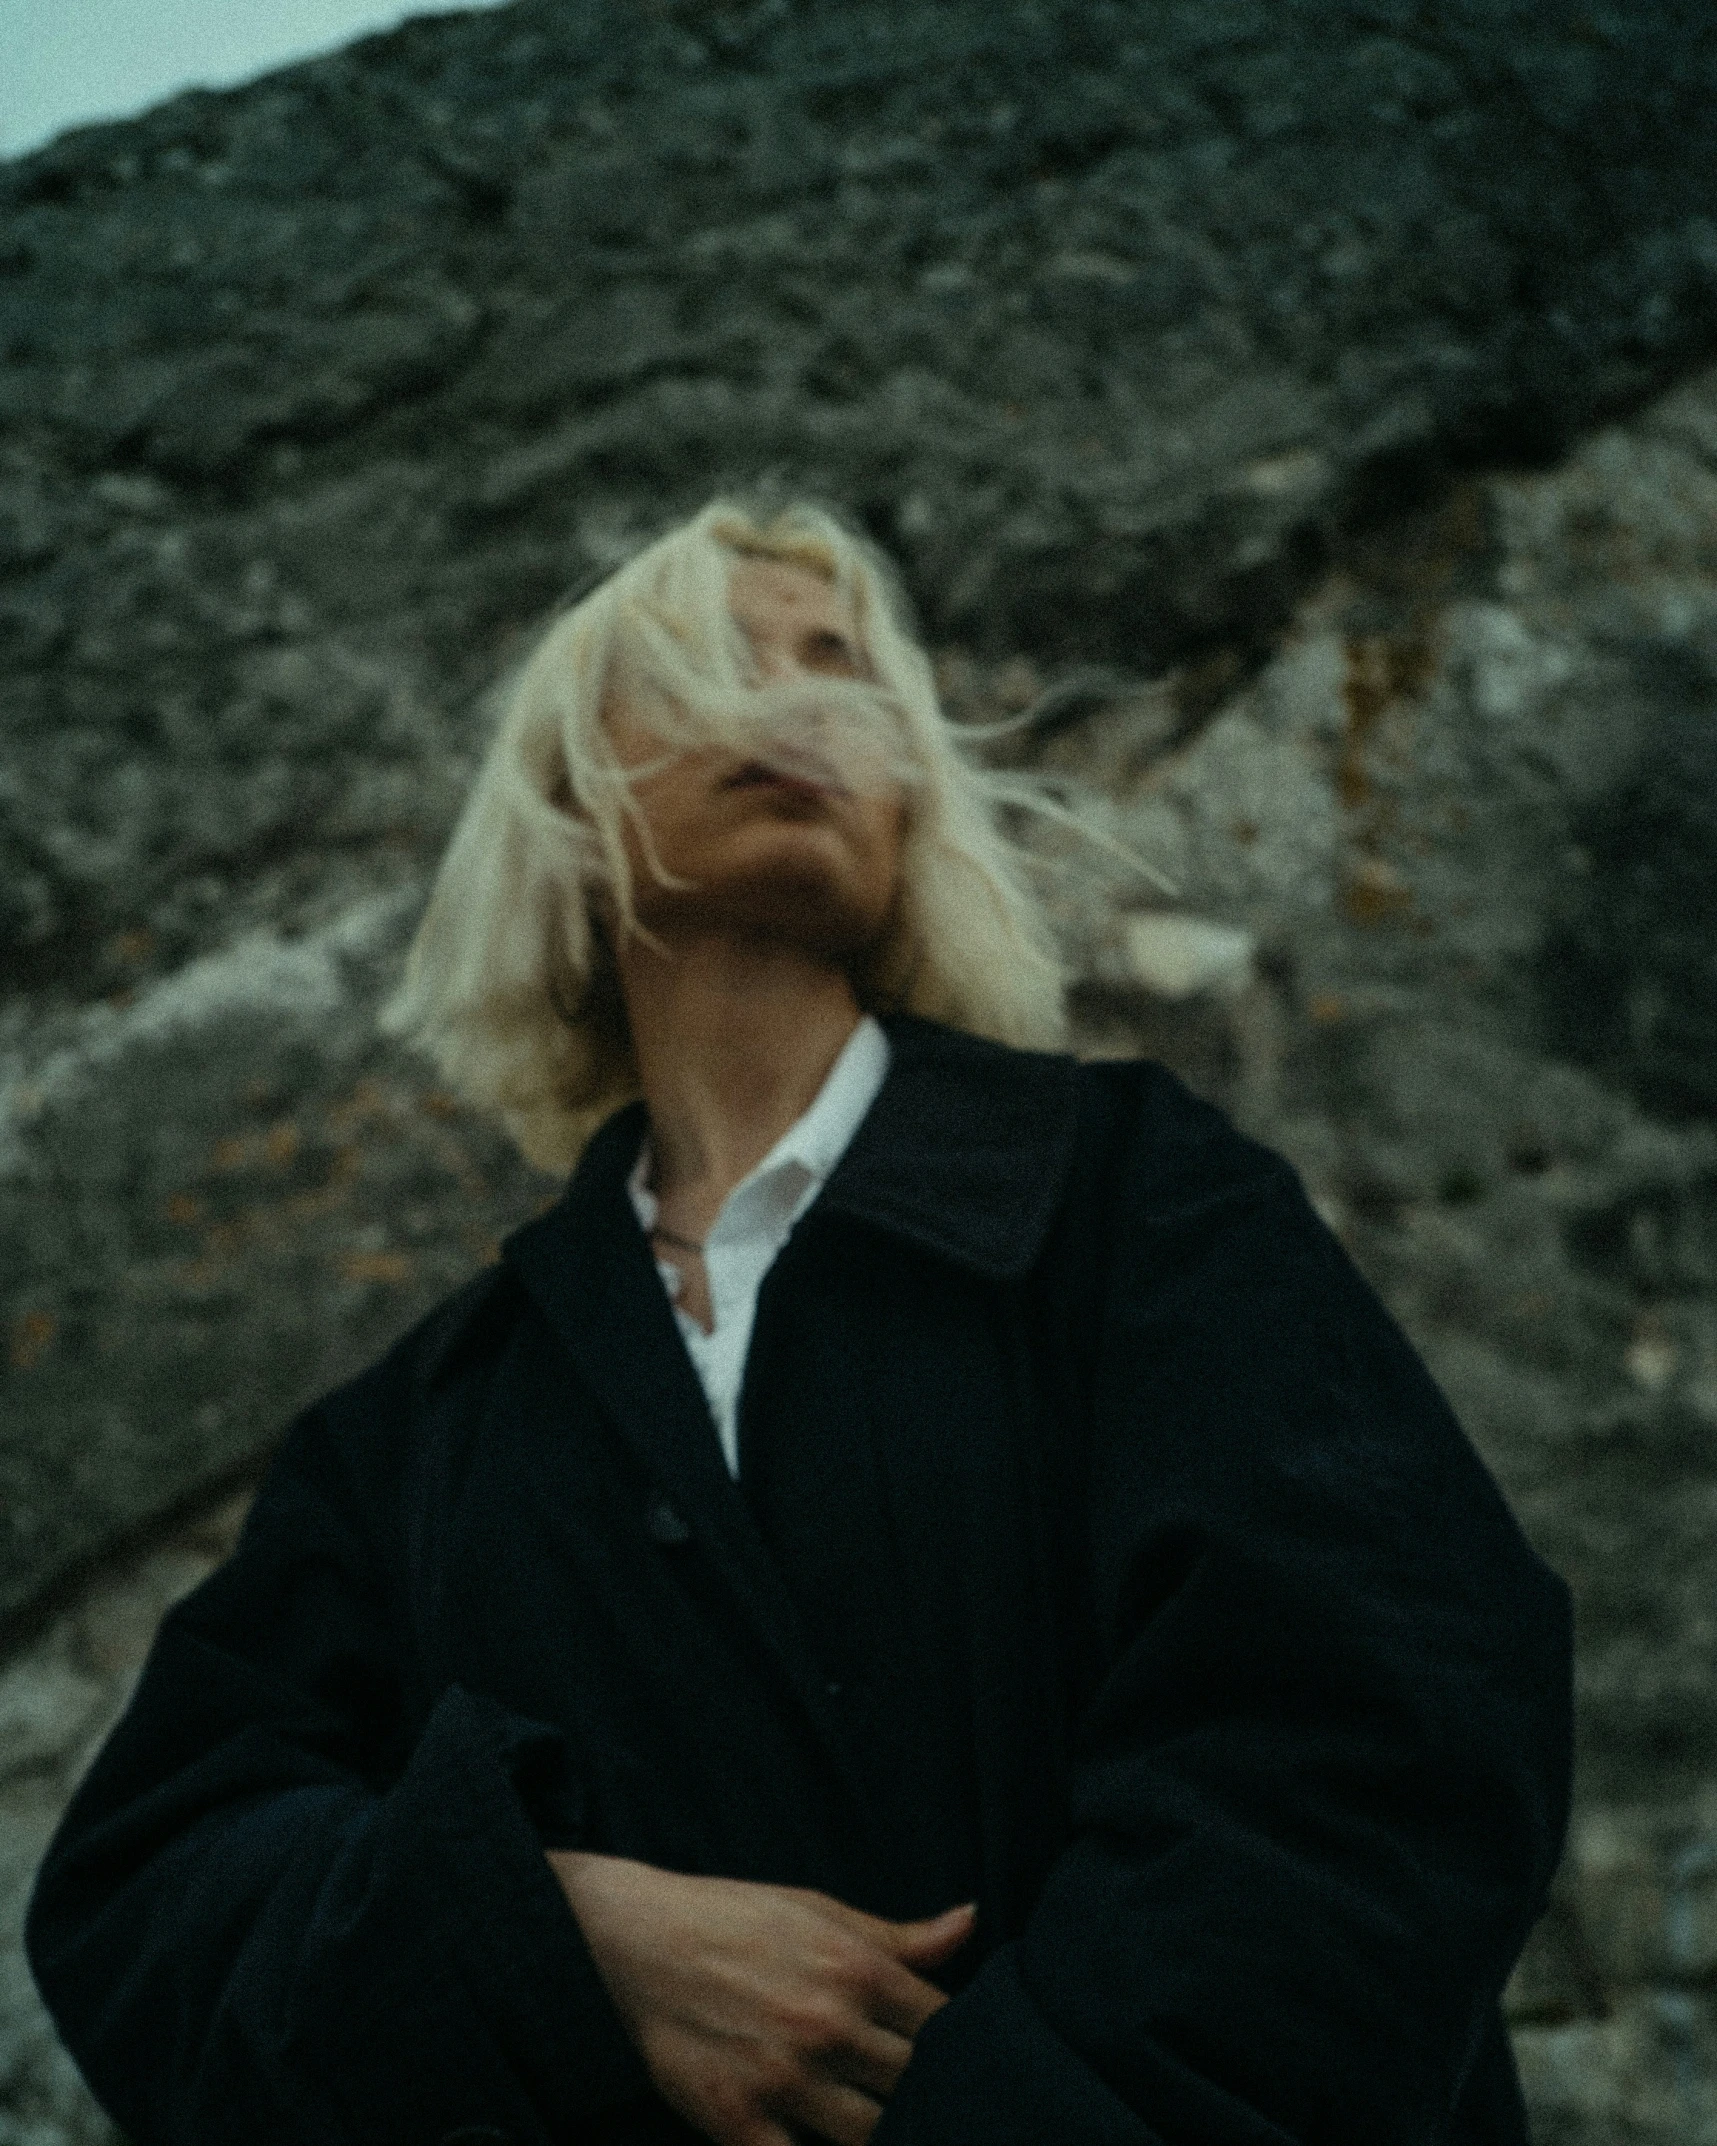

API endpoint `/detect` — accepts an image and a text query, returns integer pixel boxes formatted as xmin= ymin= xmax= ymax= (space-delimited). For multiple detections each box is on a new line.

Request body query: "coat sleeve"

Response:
xmin=24 ymin=1349 xmax=651 ymax=2146
xmin=873 ymin=1071 xmax=1574 ymax=2146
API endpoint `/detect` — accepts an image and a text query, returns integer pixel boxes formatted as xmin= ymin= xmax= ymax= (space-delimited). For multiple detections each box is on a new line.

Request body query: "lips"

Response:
xmin=724 ymin=750 xmax=849 ymax=797
xmin=726 ymin=761 xmax=796 ymax=789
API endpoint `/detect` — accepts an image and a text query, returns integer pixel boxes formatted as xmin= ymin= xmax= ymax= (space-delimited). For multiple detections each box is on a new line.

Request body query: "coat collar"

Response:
xmin=510 ymin=1013 xmax=1082 ymax=1309
xmin=817 ymin=1014 xmax=1080 ymax=1279
xmin=498 ymin=1017 xmax=1079 ymax=1827
xmin=499 ymin=1016 xmax=1081 ymax=1518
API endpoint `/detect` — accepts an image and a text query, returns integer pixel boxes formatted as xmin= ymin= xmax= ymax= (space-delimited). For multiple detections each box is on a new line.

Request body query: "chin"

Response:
xmin=637 ymin=857 xmax=895 ymax=965
xmin=705 ymin=829 xmax=894 ymax=933
xmin=624 ymin=793 xmax=906 ymax=963
xmin=730 ymin=880 xmax=894 ymax=962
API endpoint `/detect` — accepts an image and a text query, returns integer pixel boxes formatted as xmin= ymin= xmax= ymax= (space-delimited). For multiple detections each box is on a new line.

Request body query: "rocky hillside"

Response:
xmin=3 ymin=2 xmax=1717 ymax=2139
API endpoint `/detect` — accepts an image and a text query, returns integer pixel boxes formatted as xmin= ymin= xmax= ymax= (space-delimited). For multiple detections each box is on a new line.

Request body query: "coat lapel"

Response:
xmin=502 ymin=1106 xmax=865 ymax=1771
xmin=506 ymin=1104 xmax=731 ymax=1515
xmin=500 ymin=1019 xmax=1083 ymax=1844
xmin=819 ymin=1015 xmax=1081 ymax=1273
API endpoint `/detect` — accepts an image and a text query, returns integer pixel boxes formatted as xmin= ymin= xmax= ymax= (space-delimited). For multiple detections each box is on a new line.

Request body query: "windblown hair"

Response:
xmin=383 ymin=497 xmax=1069 ymax=1172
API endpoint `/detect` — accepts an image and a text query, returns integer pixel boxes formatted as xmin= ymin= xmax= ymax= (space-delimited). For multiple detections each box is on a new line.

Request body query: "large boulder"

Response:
xmin=4 ymin=0 xmax=1716 ymax=1007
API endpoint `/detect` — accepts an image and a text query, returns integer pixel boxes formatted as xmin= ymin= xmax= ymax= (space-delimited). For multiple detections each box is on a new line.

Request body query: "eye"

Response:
xmin=799 ymin=628 xmax=863 ymax=675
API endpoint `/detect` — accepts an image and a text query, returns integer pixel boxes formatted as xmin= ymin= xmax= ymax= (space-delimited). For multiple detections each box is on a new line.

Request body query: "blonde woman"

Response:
xmin=30 ymin=501 xmax=1571 ymax=2146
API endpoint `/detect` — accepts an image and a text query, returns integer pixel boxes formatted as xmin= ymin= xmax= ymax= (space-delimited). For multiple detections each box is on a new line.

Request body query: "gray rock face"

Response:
xmin=0 ymin=894 xmax=554 ymax=1637
xmin=4 ymin=0 xmax=1716 ymax=1006
xmin=4 ymin=2 xmax=1717 ymax=2139
xmin=1048 ymin=369 xmax=1717 ymax=2144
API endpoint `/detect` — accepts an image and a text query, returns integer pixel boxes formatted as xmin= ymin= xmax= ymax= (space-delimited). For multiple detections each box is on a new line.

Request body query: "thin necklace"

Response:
xmin=650 ymin=1222 xmax=705 ymax=1257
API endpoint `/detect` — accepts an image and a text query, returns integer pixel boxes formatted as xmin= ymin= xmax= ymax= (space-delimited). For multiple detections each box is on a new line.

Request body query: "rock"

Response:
xmin=1119 ymin=914 xmax=1256 ymax=1000
xmin=0 ymin=894 xmax=555 ymax=1633
xmin=1541 ymin=685 xmax=1717 ymax=1121
xmin=1 ymin=0 xmax=1716 ymax=1001
xmin=0 ymin=1659 xmax=106 ymax=1787
xmin=1043 ymin=368 xmax=1717 ymax=2138
xmin=0 ymin=1784 xmax=90 ymax=2143
xmin=1514 ymin=1994 xmax=1717 ymax=2146
xmin=0 ymin=1510 xmax=244 ymax=2146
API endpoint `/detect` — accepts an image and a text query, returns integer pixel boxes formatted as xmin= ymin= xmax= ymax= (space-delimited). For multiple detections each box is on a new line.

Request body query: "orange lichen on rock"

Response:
xmin=1338 ymin=627 xmax=1438 ymax=810
xmin=263 ymin=1121 xmax=302 ymax=1169
xmin=9 ymin=1310 xmax=58 ymax=1372
xmin=1342 ymin=856 xmax=1414 ymax=926
xmin=338 ymin=1249 xmax=413 ymax=1286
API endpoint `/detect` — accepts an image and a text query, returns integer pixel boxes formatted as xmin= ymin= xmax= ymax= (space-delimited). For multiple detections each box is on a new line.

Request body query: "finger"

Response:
xmin=888 ymin=1904 xmax=976 ymax=1965
xmin=825 ymin=2019 xmax=915 ymax=2101
xmin=866 ymin=1956 xmax=954 ymax=2040
xmin=785 ymin=2074 xmax=885 ymax=2146
xmin=828 ymin=1898 xmax=972 ymax=1957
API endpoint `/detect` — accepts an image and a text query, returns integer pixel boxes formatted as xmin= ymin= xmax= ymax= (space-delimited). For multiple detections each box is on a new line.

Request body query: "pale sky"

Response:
xmin=2 ymin=0 xmax=514 ymax=159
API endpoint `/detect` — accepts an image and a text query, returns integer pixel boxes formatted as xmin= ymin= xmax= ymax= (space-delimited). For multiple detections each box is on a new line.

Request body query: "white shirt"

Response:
xmin=627 ymin=1015 xmax=892 ymax=1477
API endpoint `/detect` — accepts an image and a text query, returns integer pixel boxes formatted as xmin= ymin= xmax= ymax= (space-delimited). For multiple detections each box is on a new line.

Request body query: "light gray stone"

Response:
xmin=0 ymin=1662 xmax=106 ymax=1790
xmin=1120 ymin=914 xmax=1255 ymax=1001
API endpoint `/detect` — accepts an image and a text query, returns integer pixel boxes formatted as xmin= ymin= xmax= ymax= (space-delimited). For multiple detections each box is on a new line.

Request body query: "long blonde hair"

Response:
xmin=383 ymin=497 xmax=1069 ymax=1171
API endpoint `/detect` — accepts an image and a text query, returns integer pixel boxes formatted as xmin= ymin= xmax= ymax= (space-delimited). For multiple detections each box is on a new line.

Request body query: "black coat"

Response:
xmin=27 ymin=1016 xmax=1572 ymax=2146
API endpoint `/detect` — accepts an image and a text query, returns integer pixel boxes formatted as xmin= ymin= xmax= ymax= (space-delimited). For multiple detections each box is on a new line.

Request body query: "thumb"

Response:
xmin=888 ymin=1902 xmax=977 ymax=1965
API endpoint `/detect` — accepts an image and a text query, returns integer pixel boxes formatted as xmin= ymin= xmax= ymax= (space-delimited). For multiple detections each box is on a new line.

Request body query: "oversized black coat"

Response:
xmin=27 ymin=1015 xmax=1572 ymax=2146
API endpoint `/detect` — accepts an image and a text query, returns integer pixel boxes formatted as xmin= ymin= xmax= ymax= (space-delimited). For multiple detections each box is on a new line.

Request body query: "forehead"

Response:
xmin=725 ymin=553 xmax=859 ymax=636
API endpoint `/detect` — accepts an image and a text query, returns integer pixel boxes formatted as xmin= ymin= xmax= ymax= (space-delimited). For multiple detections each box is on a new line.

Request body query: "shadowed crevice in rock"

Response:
xmin=1538 ymin=662 xmax=1717 ymax=1121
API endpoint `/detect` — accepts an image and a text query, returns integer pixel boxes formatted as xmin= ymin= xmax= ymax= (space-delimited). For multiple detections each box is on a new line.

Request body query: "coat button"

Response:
xmin=647 ymin=1498 xmax=692 ymax=1546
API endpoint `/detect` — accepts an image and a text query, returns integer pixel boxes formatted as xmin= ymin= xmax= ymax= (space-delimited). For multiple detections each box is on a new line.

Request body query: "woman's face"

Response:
xmin=603 ymin=556 xmax=909 ymax=961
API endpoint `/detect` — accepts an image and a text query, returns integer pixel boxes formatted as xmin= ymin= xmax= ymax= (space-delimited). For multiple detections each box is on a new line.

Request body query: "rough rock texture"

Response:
xmin=4 ymin=2 xmax=1717 ymax=2139
xmin=0 ymin=1500 xmax=249 ymax=2146
xmin=1039 ymin=370 xmax=1717 ymax=2143
xmin=5 ymin=0 xmax=1717 ymax=1011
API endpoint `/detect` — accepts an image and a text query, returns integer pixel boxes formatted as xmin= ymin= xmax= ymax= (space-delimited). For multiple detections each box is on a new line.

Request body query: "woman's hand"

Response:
xmin=547 ymin=1850 xmax=973 ymax=2146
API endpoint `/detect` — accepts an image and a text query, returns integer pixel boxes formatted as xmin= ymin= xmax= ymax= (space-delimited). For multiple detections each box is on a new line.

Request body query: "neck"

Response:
xmin=613 ymin=926 xmax=865 ymax=1226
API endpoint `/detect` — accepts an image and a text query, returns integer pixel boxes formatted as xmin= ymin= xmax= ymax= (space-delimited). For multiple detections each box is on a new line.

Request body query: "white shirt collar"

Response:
xmin=627 ymin=1013 xmax=891 ymax=1246
xmin=626 ymin=1015 xmax=893 ymax=1477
